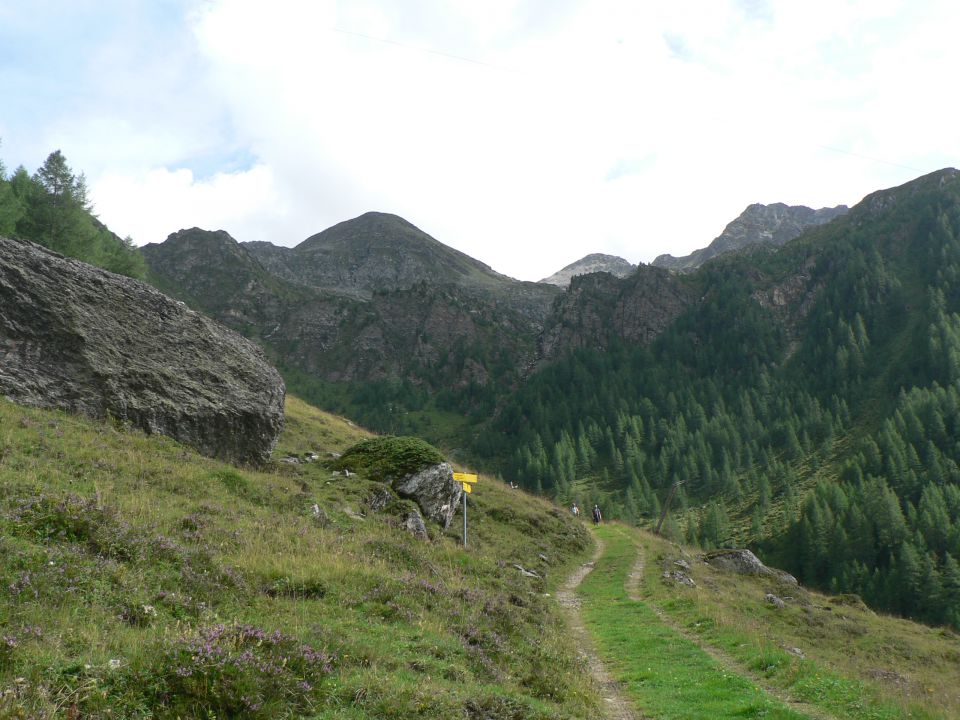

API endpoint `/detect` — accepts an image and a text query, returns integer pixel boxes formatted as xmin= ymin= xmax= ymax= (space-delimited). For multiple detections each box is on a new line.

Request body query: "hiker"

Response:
xmin=592 ymin=504 xmax=602 ymax=525
xmin=571 ymin=502 xmax=580 ymax=517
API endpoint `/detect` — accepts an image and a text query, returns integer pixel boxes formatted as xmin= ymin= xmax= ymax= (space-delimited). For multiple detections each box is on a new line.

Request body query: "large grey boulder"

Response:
xmin=703 ymin=549 xmax=798 ymax=585
xmin=392 ymin=462 xmax=461 ymax=529
xmin=0 ymin=236 xmax=284 ymax=465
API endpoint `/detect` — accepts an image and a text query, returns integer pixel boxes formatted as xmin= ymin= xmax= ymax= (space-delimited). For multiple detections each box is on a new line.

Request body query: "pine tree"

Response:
xmin=19 ymin=150 xmax=93 ymax=255
xmin=941 ymin=554 xmax=960 ymax=629
xmin=0 ymin=147 xmax=25 ymax=235
xmin=895 ymin=541 xmax=923 ymax=616
xmin=918 ymin=484 xmax=951 ymax=555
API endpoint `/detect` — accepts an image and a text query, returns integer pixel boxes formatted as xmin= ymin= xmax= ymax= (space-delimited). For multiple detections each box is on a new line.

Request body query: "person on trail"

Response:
xmin=571 ymin=503 xmax=580 ymax=517
xmin=592 ymin=504 xmax=602 ymax=525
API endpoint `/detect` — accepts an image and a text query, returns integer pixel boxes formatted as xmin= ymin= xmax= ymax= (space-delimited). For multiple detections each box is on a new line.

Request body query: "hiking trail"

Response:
xmin=625 ymin=534 xmax=834 ymax=720
xmin=557 ymin=535 xmax=644 ymax=720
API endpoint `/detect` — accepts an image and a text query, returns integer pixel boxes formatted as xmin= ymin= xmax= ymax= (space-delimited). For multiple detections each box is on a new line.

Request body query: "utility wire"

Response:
xmin=817 ymin=145 xmax=925 ymax=174
xmin=332 ymin=27 xmax=509 ymax=71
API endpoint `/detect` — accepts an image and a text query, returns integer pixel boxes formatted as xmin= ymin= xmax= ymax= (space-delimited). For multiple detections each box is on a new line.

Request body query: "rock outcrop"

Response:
xmin=0 ymin=236 xmax=285 ymax=465
xmin=654 ymin=202 xmax=848 ymax=272
xmin=401 ymin=509 xmax=429 ymax=540
xmin=392 ymin=462 xmax=461 ymax=529
xmin=536 ymin=264 xmax=695 ymax=365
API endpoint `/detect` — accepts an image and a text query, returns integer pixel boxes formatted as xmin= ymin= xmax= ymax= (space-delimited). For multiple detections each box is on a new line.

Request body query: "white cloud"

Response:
xmin=91 ymin=164 xmax=285 ymax=244
xmin=10 ymin=0 xmax=960 ymax=280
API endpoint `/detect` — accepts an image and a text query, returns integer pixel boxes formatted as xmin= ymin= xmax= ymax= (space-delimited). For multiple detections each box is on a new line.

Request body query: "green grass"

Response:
xmin=3 ymin=393 xmax=956 ymax=718
xmin=627 ymin=526 xmax=958 ymax=720
xmin=0 ymin=396 xmax=598 ymax=719
xmin=580 ymin=525 xmax=811 ymax=719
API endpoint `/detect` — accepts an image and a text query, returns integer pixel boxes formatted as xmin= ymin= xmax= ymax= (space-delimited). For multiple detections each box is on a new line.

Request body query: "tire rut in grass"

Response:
xmin=626 ymin=538 xmax=835 ymax=720
xmin=557 ymin=535 xmax=646 ymax=720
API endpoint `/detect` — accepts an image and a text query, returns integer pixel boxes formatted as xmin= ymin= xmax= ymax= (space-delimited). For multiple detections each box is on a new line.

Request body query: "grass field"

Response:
xmin=2 ymin=394 xmax=957 ymax=718
xmin=579 ymin=524 xmax=959 ymax=720
xmin=0 ymin=396 xmax=598 ymax=719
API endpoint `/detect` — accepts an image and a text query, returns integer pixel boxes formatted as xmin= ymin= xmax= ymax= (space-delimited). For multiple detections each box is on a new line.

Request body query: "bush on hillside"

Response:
xmin=335 ymin=436 xmax=444 ymax=481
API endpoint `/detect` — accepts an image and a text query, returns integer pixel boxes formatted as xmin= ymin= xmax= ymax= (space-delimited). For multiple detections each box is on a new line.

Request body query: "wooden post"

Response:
xmin=655 ymin=479 xmax=683 ymax=535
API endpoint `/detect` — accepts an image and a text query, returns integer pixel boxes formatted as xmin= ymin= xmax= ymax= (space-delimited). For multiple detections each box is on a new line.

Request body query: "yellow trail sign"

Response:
xmin=453 ymin=472 xmax=478 ymax=483
xmin=461 ymin=483 xmax=473 ymax=493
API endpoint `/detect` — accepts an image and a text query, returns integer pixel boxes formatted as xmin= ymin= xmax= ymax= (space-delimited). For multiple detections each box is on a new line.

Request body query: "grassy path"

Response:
xmin=556 ymin=536 xmax=645 ymax=720
xmin=623 ymin=532 xmax=836 ymax=720
xmin=577 ymin=524 xmax=815 ymax=720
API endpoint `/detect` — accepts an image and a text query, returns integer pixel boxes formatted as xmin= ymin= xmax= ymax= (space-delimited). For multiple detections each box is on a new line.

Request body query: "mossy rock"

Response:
xmin=335 ymin=436 xmax=445 ymax=482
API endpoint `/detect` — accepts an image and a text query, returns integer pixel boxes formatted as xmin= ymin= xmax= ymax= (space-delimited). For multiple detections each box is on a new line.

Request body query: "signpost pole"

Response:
xmin=453 ymin=472 xmax=478 ymax=548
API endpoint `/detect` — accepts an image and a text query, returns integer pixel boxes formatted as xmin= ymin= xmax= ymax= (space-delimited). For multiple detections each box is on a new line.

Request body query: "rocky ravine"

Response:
xmin=0 ymin=236 xmax=285 ymax=465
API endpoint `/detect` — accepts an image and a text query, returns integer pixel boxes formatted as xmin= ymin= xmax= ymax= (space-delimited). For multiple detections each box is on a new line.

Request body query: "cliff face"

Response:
xmin=0 ymin=236 xmax=285 ymax=465
xmin=653 ymin=202 xmax=848 ymax=272
xmin=536 ymin=266 xmax=695 ymax=365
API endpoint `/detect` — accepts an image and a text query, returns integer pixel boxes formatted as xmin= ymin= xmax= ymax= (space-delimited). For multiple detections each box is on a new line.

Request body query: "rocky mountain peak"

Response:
xmin=536 ymin=263 xmax=694 ymax=366
xmin=289 ymin=211 xmax=506 ymax=293
xmin=851 ymin=167 xmax=960 ymax=220
xmin=539 ymin=253 xmax=637 ymax=287
xmin=653 ymin=202 xmax=848 ymax=272
xmin=142 ymin=228 xmax=277 ymax=314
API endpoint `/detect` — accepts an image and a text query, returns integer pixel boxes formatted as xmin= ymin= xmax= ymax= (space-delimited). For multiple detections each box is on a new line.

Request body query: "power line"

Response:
xmin=332 ymin=27 xmax=509 ymax=71
xmin=817 ymin=145 xmax=925 ymax=174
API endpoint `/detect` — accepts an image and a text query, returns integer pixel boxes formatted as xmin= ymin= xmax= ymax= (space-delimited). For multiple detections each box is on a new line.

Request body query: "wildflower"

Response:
xmin=108 ymin=658 xmax=122 ymax=670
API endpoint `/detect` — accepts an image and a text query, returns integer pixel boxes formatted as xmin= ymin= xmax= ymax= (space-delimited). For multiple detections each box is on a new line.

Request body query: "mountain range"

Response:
xmin=6 ymin=147 xmax=960 ymax=717
xmin=142 ymin=168 xmax=960 ymax=629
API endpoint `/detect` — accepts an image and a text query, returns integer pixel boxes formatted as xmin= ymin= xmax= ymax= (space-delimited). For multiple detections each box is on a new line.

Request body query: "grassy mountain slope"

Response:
xmin=581 ymin=524 xmax=958 ymax=720
xmin=2 ymin=395 xmax=956 ymax=718
xmin=0 ymin=395 xmax=596 ymax=719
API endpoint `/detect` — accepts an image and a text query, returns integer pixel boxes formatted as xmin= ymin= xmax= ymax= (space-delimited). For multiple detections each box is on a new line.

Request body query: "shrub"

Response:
xmin=336 ymin=436 xmax=444 ymax=481
xmin=145 ymin=623 xmax=334 ymax=718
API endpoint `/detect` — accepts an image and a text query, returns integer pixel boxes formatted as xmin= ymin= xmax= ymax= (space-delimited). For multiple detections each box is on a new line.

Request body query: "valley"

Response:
xmin=2 ymin=153 xmax=960 ymax=717
xmin=137 ymin=169 xmax=960 ymax=633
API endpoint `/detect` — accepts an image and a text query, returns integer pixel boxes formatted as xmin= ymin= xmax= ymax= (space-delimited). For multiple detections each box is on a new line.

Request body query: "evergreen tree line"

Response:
xmin=765 ymin=315 xmax=960 ymax=626
xmin=0 ymin=144 xmax=146 ymax=278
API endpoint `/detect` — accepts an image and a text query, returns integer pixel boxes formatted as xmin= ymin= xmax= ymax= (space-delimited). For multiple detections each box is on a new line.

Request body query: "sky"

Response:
xmin=1 ymin=0 xmax=958 ymax=282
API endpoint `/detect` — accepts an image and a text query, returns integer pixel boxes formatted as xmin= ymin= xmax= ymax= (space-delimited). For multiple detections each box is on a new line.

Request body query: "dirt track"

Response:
xmin=556 ymin=534 xmax=643 ymax=720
